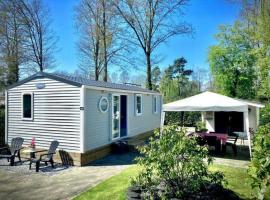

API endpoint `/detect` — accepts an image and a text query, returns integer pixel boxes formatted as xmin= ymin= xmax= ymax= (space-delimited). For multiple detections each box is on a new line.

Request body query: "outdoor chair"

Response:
xmin=225 ymin=135 xmax=238 ymax=156
xmin=29 ymin=140 xmax=59 ymax=172
xmin=205 ymin=136 xmax=219 ymax=153
xmin=0 ymin=137 xmax=24 ymax=166
xmin=196 ymin=136 xmax=206 ymax=146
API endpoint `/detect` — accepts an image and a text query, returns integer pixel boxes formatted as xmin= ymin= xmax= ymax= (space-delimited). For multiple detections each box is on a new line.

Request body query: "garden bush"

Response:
xmin=248 ymin=124 xmax=270 ymax=200
xmin=130 ymin=125 xmax=230 ymax=199
xmin=260 ymin=103 xmax=270 ymax=126
xmin=196 ymin=121 xmax=208 ymax=132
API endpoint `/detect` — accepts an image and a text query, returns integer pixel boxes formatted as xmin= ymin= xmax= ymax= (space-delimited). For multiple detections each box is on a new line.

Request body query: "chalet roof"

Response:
xmin=6 ymin=72 xmax=159 ymax=94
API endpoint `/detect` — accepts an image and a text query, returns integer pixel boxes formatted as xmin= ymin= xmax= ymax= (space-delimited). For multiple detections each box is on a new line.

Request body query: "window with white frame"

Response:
xmin=22 ymin=93 xmax=33 ymax=120
xmin=153 ymin=96 xmax=158 ymax=113
xmin=136 ymin=94 xmax=142 ymax=116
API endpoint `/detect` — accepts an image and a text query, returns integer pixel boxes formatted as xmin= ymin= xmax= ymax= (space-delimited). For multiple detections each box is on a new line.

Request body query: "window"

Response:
xmin=136 ymin=94 xmax=142 ymax=116
xmin=99 ymin=97 xmax=109 ymax=113
xmin=22 ymin=93 xmax=33 ymax=120
xmin=153 ymin=96 xmax=158 ymax=113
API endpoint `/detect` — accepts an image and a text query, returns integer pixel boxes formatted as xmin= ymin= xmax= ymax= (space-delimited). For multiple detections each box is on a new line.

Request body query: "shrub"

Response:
xmin=248 ymin=124 xmax=270 ymax=200
xmin=196 ymin=121 xmax=208 ymax=132
xmin=132 ymin=124 xmax=224 ymax=199
xmin=260 ymin=103 xmax=270 ymax=126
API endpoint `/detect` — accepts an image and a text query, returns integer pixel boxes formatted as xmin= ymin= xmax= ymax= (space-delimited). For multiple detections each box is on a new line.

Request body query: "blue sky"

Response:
xmin=47 ymin=0 xmax=241 ymax=74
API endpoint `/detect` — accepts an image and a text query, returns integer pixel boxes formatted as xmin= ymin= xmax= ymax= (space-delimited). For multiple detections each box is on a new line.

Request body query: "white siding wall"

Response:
xmin=84 ymin=89 xmax=110 ymax=150
xmin=248 ymin=105 xmax=257 ymax=132
xmin=128 ymin=93 xmax=161 ymax=137
xmin=84 ymin=88 xmax=161 ymax=151
xmin=7 ymin=77 xmax=81 ymax=152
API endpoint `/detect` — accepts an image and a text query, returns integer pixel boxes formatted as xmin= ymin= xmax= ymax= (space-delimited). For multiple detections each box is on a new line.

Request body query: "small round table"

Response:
xmin=22 ymin=148 xmax=37 ymax=159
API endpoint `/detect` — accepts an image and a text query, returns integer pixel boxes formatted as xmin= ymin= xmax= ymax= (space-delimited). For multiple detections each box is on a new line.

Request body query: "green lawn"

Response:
xmin=74 ymin=164 xmax=270 ymax=200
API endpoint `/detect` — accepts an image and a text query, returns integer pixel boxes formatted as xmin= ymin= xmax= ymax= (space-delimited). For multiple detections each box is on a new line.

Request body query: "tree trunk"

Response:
xmin=94 ymin=35 xmax=100 ymax=81
xmin=102 ymin=0 xmax=108 ymax=82
xmin=146 ymin=52 xmax=152 ymax=90
xmin=7 ymin=62 xmax=19 ymax=85
xmin=232 ymin=69 xmax=240 ymax=97
xmin=95 ymin=65 xmax=99 ymax=81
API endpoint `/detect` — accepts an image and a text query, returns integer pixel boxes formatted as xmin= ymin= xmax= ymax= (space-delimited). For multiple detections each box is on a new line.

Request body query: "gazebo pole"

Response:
xmin=160 ymin=111 xmax=166 ymax=128
xmin=244 ymin=111 xmax=252 ymax=157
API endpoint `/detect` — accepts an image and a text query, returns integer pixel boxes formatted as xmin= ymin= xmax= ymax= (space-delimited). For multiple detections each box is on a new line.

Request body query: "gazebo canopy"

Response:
xmin=163 ymin=91 xmax=263 ymax=112
xmin=162 ymin=91 xmax=264 ymax=157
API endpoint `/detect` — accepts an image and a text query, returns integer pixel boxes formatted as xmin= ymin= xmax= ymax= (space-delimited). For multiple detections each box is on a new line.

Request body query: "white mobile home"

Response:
xmin=5 ymin=72 xmax=162 ymax=165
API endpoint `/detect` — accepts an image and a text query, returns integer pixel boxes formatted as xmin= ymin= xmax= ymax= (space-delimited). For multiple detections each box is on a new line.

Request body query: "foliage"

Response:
xmin=260 ymin=103 xmax=270 ymax=126
xmin=248 ymin=124 xmax=270 ymax=200
xmin=165 ymin=111 xmax=201 ymax=127
xmin=160 ymin=57 xmax=199 ymax=103
xmin=75 ymin=0 xmax=129 ymax=81
xmin=229 ymin=0 xmax=270 ymax=102
xmin=254 ymin=0 xmax=270 ymax=102
xmin=0 ymin=0 xmax=58 ymax=85
xmin=132 ymin=125 xmax=224 ymax=199
xmin=114 ymin=0 xmax=192 ymax=89
xmin=257 ymin=0 xmax=270 ymax=47
xmin=162 ymin=57 xmax=194 ymax=97
xmin=151 ymin=66 xmax=161 ymax=92
xmin=208 ymin=21 xmax=257 ymax=99
xmin=160 ymin=58 xmax=200 ymax=127
xmin=0 ymin=106 xmax=5 ymax=147
xmin=74 ymin=164 xmax=270 ymax=200
xmin=196 ymin=121 xmax=207 ymax=132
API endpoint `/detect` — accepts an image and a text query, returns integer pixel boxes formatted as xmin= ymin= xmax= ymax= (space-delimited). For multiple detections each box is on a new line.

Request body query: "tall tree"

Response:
xmin=113 ymin=0 xmax=192 ymax=90
xmin=151 ymin=66 xmax=161 ymax=91
xmin=0 ymin=0 xmax=25 ymax=85
xmin=208 ymin=22 xmax=257 ymax=99
xmin=192 ymin=67 xmax=208 ymax=92
xmin=18 ymin=0 xmax=57 ymax=72
xmin=159 ymin=58 xmax=198 ymax=126
xmin=76 ymin=0 xmax=127 ymax=81
xmin=160 ymin=57 xmax=193 ymax=102
xmin=239 ymin=0 xmax=270 ymax=101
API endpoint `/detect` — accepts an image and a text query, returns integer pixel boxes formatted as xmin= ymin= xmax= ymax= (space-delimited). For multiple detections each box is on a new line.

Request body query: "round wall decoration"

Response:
xmin=99 ymin=96 xmax=109 ymax=113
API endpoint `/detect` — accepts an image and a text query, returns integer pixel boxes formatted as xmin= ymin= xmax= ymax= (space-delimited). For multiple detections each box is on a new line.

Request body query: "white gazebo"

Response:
xmin=162 ymin=91 xmax=264 ymax=156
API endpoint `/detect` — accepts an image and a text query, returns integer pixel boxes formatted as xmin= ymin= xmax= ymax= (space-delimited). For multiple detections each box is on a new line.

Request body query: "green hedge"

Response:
xmin=248 ymin=124 xmax=270 ymax=200
xmin=165 ymin=111 xmax=201 ymax=127
xmin=260 ymin=103 xmax=270 ymax=126
xmin=0 ymin=106 xmax=5 ymax=147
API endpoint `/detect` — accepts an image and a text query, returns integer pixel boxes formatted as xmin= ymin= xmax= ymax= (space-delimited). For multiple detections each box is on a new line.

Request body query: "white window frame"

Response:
xmin=135 ymin=94 xmax=142 ymax=116
xmin=21 ymin=92 xmax=33 ymax=120
xmin=153 ymin=96 xmax=158 ymax=114
xmin=112 ymin=94 xmax=121 ymax=140
xmin=99 ymin=96 xmax=109 ymax=113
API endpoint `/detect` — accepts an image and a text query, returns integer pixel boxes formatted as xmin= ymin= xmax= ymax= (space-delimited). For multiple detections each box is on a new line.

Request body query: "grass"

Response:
xmin=74 ymin=164 xmax=270 ymax=200
xmin=74 ymin=165 xmax=140 ymax=200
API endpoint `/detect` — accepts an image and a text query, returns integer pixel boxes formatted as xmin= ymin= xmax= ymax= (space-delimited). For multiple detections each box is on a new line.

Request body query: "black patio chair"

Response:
xmin=0 ymin=137 xmax=24 ymax=166
xmin=205 ymin=136 xmax=220 ymax=153
xmin=196 ymin=136 xmax=206 ymax=146
xmin=29 ymin=140 xmax=59 ymax=172
xmin=225 ymin=135 xmax=238 ymax=156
